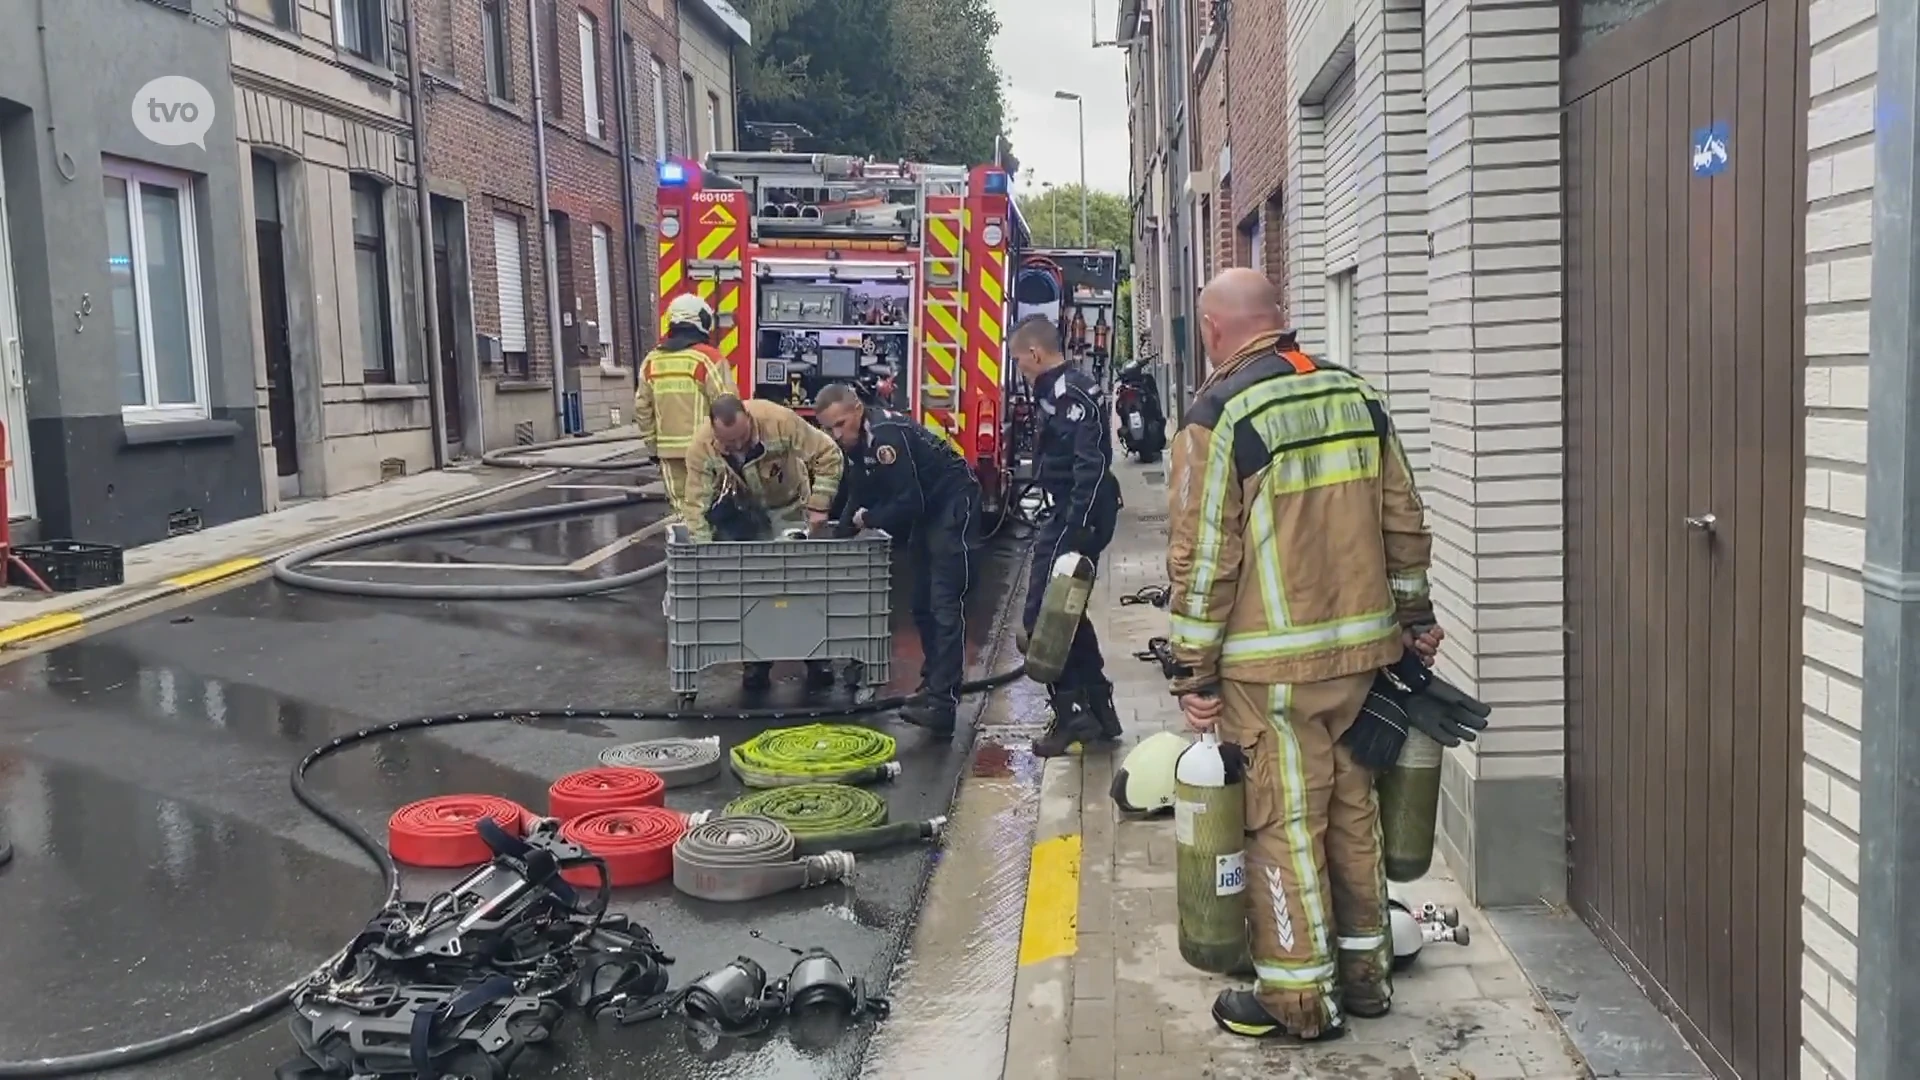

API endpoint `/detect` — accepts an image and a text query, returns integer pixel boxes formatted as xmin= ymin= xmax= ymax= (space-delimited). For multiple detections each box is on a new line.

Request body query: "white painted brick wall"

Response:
xmin=1422 ymin=0 xmax=1563 ymax=779
xmin=1800 ymin=0 xmax=1876 ymax=1076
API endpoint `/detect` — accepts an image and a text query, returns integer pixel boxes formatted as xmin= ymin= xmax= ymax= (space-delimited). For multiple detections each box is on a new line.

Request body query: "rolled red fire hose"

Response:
xmin=388 ymin=794 xmax=528 ymax=868
xmin=548 ymin=766 xmax=667 ymax=820
xmin=561 ymin=806 xmax=686 ymax=887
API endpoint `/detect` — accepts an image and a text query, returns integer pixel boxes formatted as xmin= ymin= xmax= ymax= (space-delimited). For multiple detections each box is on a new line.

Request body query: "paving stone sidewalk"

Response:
xmin=1009 ymin=457 xmax=1592 ymax=1080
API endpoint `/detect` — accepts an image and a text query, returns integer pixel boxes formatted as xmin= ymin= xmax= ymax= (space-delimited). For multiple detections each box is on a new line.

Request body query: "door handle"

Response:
xmin=1685 ymin=513 xmax=1717 ymax=532
xmin=4 ymin=338 xmax=21 ymax=391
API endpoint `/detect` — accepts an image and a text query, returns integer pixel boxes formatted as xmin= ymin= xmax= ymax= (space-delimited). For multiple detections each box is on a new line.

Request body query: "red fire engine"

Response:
xmin=654 ymin=151 xmax=1025 ymax=519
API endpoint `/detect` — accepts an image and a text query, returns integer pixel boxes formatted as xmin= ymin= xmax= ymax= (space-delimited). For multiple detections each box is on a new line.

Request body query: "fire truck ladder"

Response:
xmin=917 ymin=167 xmax=969 ymax=444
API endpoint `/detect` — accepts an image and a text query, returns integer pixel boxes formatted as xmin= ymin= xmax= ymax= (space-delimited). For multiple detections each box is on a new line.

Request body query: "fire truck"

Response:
xmin=654 ymin=150 xmax=1030 ymax=519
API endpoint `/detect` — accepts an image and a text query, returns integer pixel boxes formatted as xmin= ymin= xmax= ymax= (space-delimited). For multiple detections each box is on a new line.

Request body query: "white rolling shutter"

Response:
xmin=591 ymin=224 xmax=615 ymax=348
xmin=492 ymin=212 xmax=527 ymax=353
xmin=1322 ymin=66 xmax=1362 ymax=273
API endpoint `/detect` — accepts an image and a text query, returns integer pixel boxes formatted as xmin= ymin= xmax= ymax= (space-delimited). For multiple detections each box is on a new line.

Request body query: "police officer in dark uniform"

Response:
xmin=1010 ymin=314 xmax=1125 ymax=757
xmin=815 ymin=382 xmax=980 ymax=734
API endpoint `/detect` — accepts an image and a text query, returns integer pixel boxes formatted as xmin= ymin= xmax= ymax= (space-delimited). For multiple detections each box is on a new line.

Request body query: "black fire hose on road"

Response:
xmin=0 ymin=664 xmax=1026 ymax=1078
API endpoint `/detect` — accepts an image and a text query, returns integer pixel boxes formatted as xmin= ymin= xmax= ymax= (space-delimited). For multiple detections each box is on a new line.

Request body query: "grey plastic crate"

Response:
xmin=664 ymin=523 xmax=894 ymax=700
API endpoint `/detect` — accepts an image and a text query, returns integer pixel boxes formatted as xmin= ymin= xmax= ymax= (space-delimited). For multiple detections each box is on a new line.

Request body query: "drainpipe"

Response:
xmin=1858 ymin=3 xmax=1920 ymax=1075
xmin=610 ymin=0 xmax=642 ymax=376
xmin=527 ymin=0 xmax=567 ymax=434
xmin=403 ymin=0 xmax=448 ymax=468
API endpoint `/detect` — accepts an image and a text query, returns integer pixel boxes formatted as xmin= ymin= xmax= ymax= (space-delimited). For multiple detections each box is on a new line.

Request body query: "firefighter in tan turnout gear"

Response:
xmin=1166 ymin=268 xmax=1446 ymax=1041
xmin=636 ymin=294 xmax=735 ymax=519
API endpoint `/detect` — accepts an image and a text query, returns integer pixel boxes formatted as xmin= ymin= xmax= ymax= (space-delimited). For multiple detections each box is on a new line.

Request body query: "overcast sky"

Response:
xmin=990 ymin=0 xmax=1130 ymax=197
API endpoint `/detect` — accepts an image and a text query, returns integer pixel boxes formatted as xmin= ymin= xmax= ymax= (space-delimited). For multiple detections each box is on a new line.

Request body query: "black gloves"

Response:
xmin=1407 ymin=676 xmax=1492 ymax=747
xmin=1340 ymin=667 xmax=1492 ymax=771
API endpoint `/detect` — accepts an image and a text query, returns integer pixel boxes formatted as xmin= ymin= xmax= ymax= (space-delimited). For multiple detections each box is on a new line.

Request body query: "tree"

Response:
xmin=1015 ymin=184 xmax=1131 ymax=252
xmin=731 ymin=0 xmax=1008 ymax=165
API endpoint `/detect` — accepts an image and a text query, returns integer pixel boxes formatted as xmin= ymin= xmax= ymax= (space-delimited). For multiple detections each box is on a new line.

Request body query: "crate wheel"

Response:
xmin=853 ymin=685 xmax=877 ymax=705
xmin=677 ymin=693 xmax=698 ymax=709
xmin=842 ymin=661 xmax=866 ymax=689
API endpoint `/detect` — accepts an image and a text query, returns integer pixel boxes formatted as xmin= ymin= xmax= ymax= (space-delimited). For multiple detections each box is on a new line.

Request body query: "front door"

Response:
xmin=251 ymin=155 xmax=298 ymax=481
xmin=0 ymin=142 xmax=36 ymax=521
xmin=431 ymin=204 xmax=464 ymax=444
xmin=1563 ymin=3 xmax=1803 ymax=1077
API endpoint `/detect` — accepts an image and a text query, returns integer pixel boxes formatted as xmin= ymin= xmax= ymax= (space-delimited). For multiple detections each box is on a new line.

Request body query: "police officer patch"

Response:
xmin=876 ymin=444 xmax=898 ymax=465
xmin=1067 ymin=403 xmax=1085 ymax=422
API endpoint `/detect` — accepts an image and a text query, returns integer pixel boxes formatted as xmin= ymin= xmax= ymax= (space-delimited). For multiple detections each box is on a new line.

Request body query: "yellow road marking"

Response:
xmin=166 ymin=557 xmax=264 ymax=590
xmin=1018 ymin=833 xmax=1082 ymax=966
xmin=0 ymin=611 xmax=85 ymax=648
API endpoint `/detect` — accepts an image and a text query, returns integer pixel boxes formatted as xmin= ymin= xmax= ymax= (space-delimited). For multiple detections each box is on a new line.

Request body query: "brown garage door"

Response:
xmin=1563 ymin=2 xmax=1804 ymax=1078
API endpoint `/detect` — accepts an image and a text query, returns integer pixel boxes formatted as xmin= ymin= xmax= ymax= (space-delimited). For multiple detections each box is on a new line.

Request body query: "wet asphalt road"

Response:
xmin=0 ymin=467 xmax=1025 ymax=1079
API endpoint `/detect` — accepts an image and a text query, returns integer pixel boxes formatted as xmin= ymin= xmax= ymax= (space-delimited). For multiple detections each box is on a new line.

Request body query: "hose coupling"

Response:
xmin=802 ymin=850 xmax=856 ymax=887
xmin=684 ymin=810 xmax=715 ymax=828
xmin=925 ymin=816 xmax=949 ymax=839
xmin=879 ymin=762 xmax=903 ymax=781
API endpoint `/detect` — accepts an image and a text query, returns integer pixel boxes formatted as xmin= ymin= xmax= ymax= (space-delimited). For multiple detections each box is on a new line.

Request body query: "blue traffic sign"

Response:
xmin=1691 ymin=122 xmax=1730 ymax=178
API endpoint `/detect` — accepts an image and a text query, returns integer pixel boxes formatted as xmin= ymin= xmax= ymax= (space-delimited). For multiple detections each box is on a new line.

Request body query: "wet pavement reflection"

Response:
xmin=0 ymin=474 xmax=1027 ymax=1079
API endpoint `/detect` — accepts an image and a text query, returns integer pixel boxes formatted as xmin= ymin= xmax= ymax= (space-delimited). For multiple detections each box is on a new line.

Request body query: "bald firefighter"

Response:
xmin=636 ymin=295 xmax=735 ymax=519
xmin=1167 ymin=268 xmax=1444 ymax=1041
xmin=683 ymin=395 xmax=845 ymax=691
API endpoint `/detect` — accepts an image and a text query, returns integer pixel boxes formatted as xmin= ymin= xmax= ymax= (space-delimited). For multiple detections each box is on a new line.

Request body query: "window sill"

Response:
xmin=597 ymin=363 xmax=630 ymax=379
xmin=423 ymin=66 xmax=463 ymax=91
xmin=362 ymin=382 xmax=430 ymax=400
xmin=497 ymin=379 xmax=552 ymax=393
xmin=337 ymin=49 xmax=400 ymax=87
xmin=122 ymin=417 xmax=242 ymax=447
xmin=488 ymin=95 xmax=526 ymax=121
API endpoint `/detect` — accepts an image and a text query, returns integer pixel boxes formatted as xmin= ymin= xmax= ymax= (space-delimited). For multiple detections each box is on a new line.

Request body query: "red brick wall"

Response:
xmin=419 ymin=0 xmax=679 ymax=382
xmin=1224 ymin=0 xmax=1287 ymax=211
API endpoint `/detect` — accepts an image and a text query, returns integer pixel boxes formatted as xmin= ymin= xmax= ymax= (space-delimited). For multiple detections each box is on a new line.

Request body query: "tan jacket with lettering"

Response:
xmin=682 ymin=399 xmax=845 ymax=542
xmin=635 ymin=342 xmax=733 ymax=459
xmin=1164 ymin=331 xmax=1434 ymax=691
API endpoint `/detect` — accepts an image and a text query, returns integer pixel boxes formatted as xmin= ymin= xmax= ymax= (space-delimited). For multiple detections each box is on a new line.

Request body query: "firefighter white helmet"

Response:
xmin=1109 ymin=731 xmax=1193 ymax=814
xmin=666 ymin=294 xmax=716 ymax=334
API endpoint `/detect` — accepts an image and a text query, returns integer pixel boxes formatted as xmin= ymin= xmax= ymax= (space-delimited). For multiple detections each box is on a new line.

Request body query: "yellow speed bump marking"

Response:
xmin=165 ymin=557 xmax=265 ymax=590
xmin=1018 ymin=833 xmax=1082 ymax=966
xmin=0 ymin=612 xmax=86 ymax=648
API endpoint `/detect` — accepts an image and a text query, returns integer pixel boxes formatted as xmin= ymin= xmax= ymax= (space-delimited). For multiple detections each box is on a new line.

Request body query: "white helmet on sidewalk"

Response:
xmin=666 ymin=294 xmax=716 ymax=335
xmin=1109 ymin=731 xmax=1193 ymax=814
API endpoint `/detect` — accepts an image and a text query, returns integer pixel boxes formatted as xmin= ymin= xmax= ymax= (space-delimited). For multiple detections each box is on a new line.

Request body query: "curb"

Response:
xmin=0 ymin=458 xmax=614 ymax=651
xmin=1005 ymin=754 xmax=1084 ymax=1080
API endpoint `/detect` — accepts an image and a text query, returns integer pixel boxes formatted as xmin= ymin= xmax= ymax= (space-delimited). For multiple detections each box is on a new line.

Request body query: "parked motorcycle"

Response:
xmin=1113 ymin=359 xmax=1166 ymax=463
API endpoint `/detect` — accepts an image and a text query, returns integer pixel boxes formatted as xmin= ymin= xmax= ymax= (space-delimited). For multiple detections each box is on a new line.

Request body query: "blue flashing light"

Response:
xmin=659 ymin=161 xmax=688 ymax=186
xmin=983 ymin=169 xmax=1009 ymax=195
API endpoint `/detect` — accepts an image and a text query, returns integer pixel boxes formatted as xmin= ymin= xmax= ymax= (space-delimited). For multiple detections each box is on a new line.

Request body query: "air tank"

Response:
xmin=1174 ymin=732 xmax=1251 ymax=974
xmin=1376 ymin=728 xmax=1443 ymax=882
xmin=1022 ymin=553 xmax=1095 ymax=685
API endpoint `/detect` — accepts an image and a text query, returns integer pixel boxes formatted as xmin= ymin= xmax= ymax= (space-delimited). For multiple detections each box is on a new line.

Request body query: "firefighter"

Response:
xmin=1009 ymin=314 xmax=1124 ymax=757
xmin=815 ymin=382 xmax=979 ymax=735
xmin=1167 ymin=267 xmax=1444 ymax=1041
xmin=683 ymin=395 xmax=845 ymax=691
xmin=636 ymin=295 xmax=734 ymax=520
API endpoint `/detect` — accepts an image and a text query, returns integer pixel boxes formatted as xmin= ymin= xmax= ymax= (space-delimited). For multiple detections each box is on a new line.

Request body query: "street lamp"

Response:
xmin=1041 ymin=180 xmax=1059 ymax=245
xmin=1055 ymin=90 xmax=1088 ymax=246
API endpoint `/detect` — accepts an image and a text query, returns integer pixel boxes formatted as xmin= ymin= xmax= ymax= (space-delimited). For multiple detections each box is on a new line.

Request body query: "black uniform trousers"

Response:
xmin=1023 ymin=476 xmax=1121 ymax=692
xmin=914 ymin=482 xmax=981 ymax=704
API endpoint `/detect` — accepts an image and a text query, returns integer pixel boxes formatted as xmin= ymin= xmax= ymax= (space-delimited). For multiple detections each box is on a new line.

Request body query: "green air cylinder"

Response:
xmin=1174 ymin=732 xmax=1252 ymax=974
xmin=1024 ymin=552 xmax=1096 ymax=685
xmin=1376 ymin=727 xmax=1443 ymax=882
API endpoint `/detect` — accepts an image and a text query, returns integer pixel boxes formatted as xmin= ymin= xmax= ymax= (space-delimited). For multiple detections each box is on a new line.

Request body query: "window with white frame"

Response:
xmin=350 ymin=176 xmax=397 ymax=382
xmin=708 ymin=91 xmax=722 ymax=154
xmin=336 ymin=0 xmax=385 ymax=62
xmin=591 ymin=224 xmax=615 ymax=361
xmin=578 ymin=10 xmax=603 ymax=138
xmin=650 ymin=56 xmax=668 ymax=160
xmin=482 ymin=0 xmax=512 ymax=101
xmin=103 ymin=160 xmax=210 ymax=422
xmin=1327 ymin=269 xmax=1357 ymax=371
xmin=492 ymin=211 xmax=531 ymax=376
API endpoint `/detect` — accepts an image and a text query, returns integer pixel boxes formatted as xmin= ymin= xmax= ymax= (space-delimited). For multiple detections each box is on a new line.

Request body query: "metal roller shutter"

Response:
xmin=493 ymin=212 xmax=528 ymax=353
xmin=1322 ymin=66 xmax=1362 ymax=274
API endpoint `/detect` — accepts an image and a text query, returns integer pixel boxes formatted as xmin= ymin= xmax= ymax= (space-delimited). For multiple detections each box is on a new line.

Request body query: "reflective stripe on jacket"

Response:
xmin=635 ymin=344 xmax=733 ymax=458
xmin=1164 ymin=330 xmax=1434 ymax=691
xmin=681 ymin=399 xmax=845 ymax=542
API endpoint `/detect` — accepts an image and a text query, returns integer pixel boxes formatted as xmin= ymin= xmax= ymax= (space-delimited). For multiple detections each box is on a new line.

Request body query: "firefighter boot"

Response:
xmin=1212 ymin=989 xmax=1347 ymax=1042
xmin=804 ymin=660 xmax=838 ymax=692
xmin=741 ymin=662 xmax=773 ymax=692
xmin=1031 ymin=690 xmax=1106 ymax=759
xmin=900 ymin=698 xmax=958 ymax=737
xmin=1086 ymin=682 xmax=1124 ymax=740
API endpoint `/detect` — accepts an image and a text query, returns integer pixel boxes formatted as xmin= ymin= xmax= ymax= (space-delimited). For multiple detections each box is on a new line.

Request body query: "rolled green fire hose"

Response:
xmin=671 ymin=815 xmax=856 ymax=902
xmin=722 ymin=784 xmax=946 ymax=856
xmin=728 ymin=724 xmax=900 ymax=788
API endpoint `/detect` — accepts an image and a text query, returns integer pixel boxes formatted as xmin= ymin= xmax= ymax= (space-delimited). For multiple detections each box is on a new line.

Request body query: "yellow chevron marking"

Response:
xmin=923 ymin=414 xmax=960 ymax=449
xmin=659 ymin=259 xmax=682 ymax=295
xmin=928 ymin=216 xmax=959 ymax=256
xmin=697 ymin=226 xmax=735 ymax=261
xmin=721 ymin=327 xmax=739 ymax=355
xmin=923 ymin=342 xmax=956 ymax=376
xmin=980 ymin=355 xmax=1002 ymax=386
xmin=979 ymin=260 xmax=1005 ymax=306
xmin=977 ymin=306 xmax=1003 ymax=346
xmin=696 ymin=279 xmax=717 ymax=300
xmin=927 ymin=300 xmax=964 ymax=343
xmin=718 ymin=283 xmax=739 ymax=312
